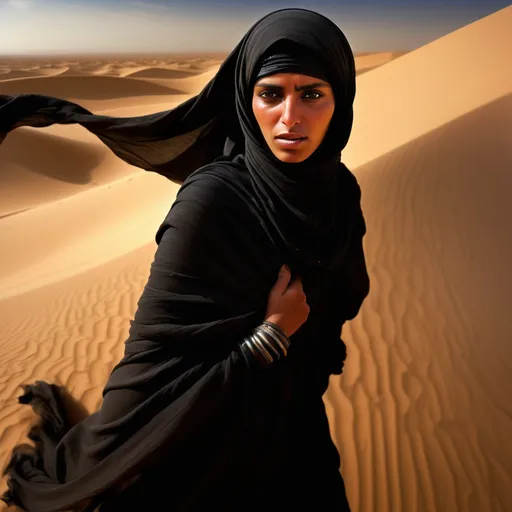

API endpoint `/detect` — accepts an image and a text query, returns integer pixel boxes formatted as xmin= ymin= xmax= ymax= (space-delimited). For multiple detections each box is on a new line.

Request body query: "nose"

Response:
xmin=280 ymin=95 xmax=301 ymax=128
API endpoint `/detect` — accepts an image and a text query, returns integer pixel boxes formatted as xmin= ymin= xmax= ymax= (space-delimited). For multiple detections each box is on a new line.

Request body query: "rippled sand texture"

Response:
xmin=326 ymin=6 xmax=512 ymax=512
xmin=1 ymin=6 xmax=512 ymax=512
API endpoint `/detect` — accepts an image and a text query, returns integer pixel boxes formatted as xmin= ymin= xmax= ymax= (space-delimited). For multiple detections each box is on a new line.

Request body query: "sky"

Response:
xmin=0 ymin=0 xmax=509 ymax=55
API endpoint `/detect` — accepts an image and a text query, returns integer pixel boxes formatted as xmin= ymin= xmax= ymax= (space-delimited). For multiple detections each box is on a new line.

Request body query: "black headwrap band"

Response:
xmin=255 ymin=43 xmax=333 ymax=84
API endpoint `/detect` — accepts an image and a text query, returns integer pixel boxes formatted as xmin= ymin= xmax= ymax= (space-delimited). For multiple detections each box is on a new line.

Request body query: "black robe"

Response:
xmin=3 ymin=158 xmax=368 ymax=511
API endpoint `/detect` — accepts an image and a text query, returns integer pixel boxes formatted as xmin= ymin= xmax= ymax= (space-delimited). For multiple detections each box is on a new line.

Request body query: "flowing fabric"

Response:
xmin=0 ymin=8 xmax=370 ymax=512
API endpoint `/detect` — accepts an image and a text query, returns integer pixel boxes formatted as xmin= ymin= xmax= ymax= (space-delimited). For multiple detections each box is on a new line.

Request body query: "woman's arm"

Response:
xmin=125 ymin=172 xmax=289 ymax=366
xmin=337 ymin=175 xmax=370 ymax=322
xmin=342 ymin=214 xmax=370 ymax=321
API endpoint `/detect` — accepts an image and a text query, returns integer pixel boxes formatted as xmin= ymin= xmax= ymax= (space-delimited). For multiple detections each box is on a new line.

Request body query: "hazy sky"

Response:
xmin=0 ymin=0 xmax=509 ymax=55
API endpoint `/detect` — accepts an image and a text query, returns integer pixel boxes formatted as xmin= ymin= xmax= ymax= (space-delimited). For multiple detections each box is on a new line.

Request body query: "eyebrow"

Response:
xmin=254 ymin=82 xmax=329 ymax=91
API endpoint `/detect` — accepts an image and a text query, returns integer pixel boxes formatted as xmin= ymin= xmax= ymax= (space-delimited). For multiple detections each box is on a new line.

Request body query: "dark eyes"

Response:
xmin=259 ymin=90 xmax=324 ymax=101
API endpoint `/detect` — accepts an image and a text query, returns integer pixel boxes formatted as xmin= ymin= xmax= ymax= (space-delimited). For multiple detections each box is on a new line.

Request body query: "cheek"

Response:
xmin=252 ymin=99 xmax=276 ymax=136
xmin=251 ymin=96 xmax=260 ymax=121
xmin=252 ymin=99 xmax=265 ymax=130
xmin=313 ymin=103 xmax=335 ymax=136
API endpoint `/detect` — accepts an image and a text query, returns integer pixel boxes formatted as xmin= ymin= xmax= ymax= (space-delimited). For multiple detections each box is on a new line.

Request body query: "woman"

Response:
xmin=0 ymin=8 xmax=369 ymax=511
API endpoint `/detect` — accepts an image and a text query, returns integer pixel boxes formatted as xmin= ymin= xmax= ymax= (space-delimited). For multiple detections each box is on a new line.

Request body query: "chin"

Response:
xmin=273 ymin=149 xmax=311 ymax=164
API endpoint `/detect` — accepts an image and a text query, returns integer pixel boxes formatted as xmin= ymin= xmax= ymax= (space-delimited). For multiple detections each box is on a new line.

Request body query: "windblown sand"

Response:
xmin=1 ymin=7 xmax=511 ymax=511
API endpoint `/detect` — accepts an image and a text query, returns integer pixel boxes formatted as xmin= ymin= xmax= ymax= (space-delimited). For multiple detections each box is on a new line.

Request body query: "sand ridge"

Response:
xmin=344 ymin=6 xmax=512 ymax=170
xmin=0 ymin=53 xmax=226 ymax=77
xmin=0 ymin=75 xmax=187 ymax=99
xmin=1 ymin=8 xmax=511 ymax=511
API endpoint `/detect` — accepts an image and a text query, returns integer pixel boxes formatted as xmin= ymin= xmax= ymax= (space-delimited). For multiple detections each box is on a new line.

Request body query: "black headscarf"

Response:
xmin=1 ymin=8 xmax=368 ymax=512
xmin=235 ymin=32 xmax=355 ymax=268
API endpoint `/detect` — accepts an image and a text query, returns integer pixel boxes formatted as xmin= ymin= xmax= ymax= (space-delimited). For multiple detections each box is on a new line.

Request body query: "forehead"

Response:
xmin=254 ymin=73 xmax=331 ymax=87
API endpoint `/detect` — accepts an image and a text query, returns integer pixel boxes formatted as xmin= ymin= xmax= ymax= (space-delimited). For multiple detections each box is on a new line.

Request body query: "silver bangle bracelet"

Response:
xmin=249 ymin=334 xmax=274 ymax=364
xmin=258 ymin=324 xmax=288 ymax=357
xmin=242 ymin=336 xmax=261 ymax=360
xmin=261 ymin=322 xmax=290 ymax=349
xmin=253 ymin=330 xmax=281 ymax=360
xmin=241 ymin=322 xmax=292 ymax=367
xmin=246 ymin=336 xmax=271 ymax=364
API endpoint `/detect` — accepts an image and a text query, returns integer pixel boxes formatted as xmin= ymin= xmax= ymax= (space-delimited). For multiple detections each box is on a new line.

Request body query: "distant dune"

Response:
xmin=0 ymin=75 xmax=183 ymax=99
xmin=125 ymin=67 xmax=199 ymax=79
xmin=354 ymin=52 xmax=405 ymax=75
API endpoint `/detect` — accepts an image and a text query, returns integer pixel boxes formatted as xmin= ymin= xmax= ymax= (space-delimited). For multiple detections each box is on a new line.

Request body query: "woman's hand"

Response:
xmin=264 ymin=265 xmax=310 ymax=337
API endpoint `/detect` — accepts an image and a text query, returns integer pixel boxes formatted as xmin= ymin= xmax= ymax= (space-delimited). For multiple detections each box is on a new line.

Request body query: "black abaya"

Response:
xmin=3 ymin=162 xmax=367 ymax=511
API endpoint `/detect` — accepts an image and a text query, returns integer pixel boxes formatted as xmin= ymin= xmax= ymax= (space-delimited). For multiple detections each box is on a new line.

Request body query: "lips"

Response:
xmin=275 ymin=133 xmax=307 ymax=141
xmin=274 ymin=135 xmax=307 ymax=148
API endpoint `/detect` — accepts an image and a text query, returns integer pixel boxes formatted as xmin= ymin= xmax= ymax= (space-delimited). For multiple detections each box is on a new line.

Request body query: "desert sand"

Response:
xmin=1 ymin=6 xmax=512 ymax=511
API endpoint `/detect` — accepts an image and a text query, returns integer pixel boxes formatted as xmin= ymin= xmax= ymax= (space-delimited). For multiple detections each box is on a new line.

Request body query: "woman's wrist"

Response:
xmin=240 ymin=322 xmax=291 ymax=367
xmin=261 ymin=320 xmax=289 ymax=340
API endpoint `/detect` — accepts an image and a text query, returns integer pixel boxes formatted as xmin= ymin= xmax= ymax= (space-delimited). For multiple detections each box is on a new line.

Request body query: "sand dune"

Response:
xmin=125 ymin=67 xmax=199 ymax=79
xmin=58 ymin=65 xmax=112 ymax=76
xmin=0 ymin=242 xmax=158 ymax=444
xmin=0 ymin=170 xmax=179 ymax=301
xmin=187 ymin=58 xmax=225 ymax=70
xmin=0 ymin=75 xmax=182 ymax=100
xmin=354 ymin=52 xmax=404 ymax=75
xmin=344 ymin=5 xmax=512 ymax=169
xmin=0 ymin=63 xmax=69 ymax=75
xmin=0 ymin=54 xmax=225 ymax=76
xmin=325 ymin=5 xmax=512 ymax=511
xmin=0 ymin=129 xmax=106 ymax=216
xmin=134 ymin=66 xmax=221 ymax=95
xmin=0 ymin=59 xmax=214 ymax=216
xmin=71 ymin=94 xmax=192 ymax=117
xmin=326 ymin=91 xmax=512 ymax=512
xmin=1 ymin=8 xmax=511 ymax=511
xmin=0 ymin=68 xmax=69 ymax=81
xmin=0 ymin=124 xmax=160 ymax=217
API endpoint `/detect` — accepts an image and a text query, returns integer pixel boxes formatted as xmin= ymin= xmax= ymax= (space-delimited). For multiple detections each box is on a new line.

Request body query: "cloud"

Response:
xmin=125 ymin=1 xmax=174 ymax=11
xmin=5 ymin=0 xmax=36 ymax=9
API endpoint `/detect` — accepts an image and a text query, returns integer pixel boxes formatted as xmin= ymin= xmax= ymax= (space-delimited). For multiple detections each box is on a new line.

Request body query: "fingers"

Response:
xmin=272 ymin=264 xmax=307 ymax=302
xmin=288 ymin=277 xmax=307 ymax=301
xmin=279 ymin=267 xmax=306 ymax=301
xmin=265 ymin=265 xmax=310 ymax=336
xmin=273 ymin=264 xmax=291 ymax=295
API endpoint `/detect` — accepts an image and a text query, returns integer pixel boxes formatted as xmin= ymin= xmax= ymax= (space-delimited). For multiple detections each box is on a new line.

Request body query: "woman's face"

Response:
xmin=252 ymin=73 xmax=335 ymax=163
